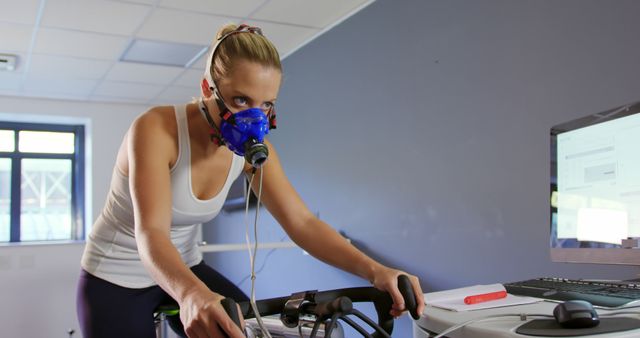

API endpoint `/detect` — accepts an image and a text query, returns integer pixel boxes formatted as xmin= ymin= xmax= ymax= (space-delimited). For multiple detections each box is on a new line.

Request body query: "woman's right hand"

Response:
xmin=179 ymin=289 xmax=245 ymax=338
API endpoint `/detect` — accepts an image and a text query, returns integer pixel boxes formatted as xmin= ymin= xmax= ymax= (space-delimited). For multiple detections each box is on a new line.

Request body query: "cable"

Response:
xmin=426 ymin=313 xmax=554 ymax=338
xmin=236 ymin=235 xmax=287 ymax=287
xmin=244 ymin=169 xmax=273 ymax=338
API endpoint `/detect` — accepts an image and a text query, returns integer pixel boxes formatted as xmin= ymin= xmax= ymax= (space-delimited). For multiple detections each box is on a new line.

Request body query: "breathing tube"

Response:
xmin=244 ymin=168 xmax=273 ymax=338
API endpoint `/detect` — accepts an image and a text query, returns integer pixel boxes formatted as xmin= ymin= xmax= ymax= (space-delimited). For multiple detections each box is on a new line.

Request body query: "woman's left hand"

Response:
xmin=370 ymin=266 xmax=425 ymax=317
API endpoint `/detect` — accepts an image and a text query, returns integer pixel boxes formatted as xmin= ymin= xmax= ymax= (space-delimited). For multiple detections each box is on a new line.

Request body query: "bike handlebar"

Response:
xmin=224 ymin=274 xmax=419 ymax=337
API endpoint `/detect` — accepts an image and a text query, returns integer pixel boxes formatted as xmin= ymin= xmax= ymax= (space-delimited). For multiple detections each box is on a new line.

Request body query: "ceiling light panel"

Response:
xmin=135 ymin=8 xmax=229 ymax=45
xmin=41 ymin=0 xmax=150 ymax=35
xmin=158 ymin=0 xmax=267 ymax=17
xmin=105 ymin=62 xmax=184 ymax=85
xmin=0 ymin=22 xmax=34 ymax=53
xmin=120 ymin=39 xmax=207 ymax=67
xmin=0 ymin=0 xmax=40 ymax=25
xmin=251 ymin=0 xmax=371 ymax=28
xmin=34 ymin=29 xmax=130 ymax=60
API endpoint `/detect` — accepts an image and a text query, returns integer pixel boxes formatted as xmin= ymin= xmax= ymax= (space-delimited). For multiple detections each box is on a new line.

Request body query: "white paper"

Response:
xmin=424 ymin=283 xmax=541 ymax=311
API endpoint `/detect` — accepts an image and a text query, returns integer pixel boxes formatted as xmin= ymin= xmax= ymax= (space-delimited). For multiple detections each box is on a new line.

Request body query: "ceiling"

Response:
xmin=0 ymin=0 xmax=373 ymax=105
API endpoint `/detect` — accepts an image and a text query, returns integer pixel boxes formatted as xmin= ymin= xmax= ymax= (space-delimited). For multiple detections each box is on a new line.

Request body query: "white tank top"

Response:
xmin=81 ymin=104 xmax=245 ymax=288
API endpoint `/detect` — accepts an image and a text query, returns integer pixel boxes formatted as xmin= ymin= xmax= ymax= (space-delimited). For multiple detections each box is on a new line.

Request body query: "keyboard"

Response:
xmin=504 ymin=277 xmax=640 ymax=308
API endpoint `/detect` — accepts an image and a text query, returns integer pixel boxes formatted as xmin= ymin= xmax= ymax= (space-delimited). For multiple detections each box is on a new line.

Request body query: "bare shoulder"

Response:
xmin=131 ymin=106 xmax=176 ymax=137
xmin=128 ymin=106 xmax=179 ymax=164
xmin=117 ymin=106 xmax=179 ymax=176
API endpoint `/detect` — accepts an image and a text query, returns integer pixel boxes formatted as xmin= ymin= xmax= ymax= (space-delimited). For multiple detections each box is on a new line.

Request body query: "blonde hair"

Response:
xmin=209 ymin=23 xmax=282 ymax=83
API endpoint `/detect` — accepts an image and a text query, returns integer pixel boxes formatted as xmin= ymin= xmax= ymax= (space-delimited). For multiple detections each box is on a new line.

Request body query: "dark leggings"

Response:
xmin=76 ymin=261 xmax=249 ymax=338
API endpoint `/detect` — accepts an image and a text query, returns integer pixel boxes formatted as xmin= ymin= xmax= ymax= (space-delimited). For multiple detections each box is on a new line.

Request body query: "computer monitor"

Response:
xmin=550 ymin=100 xmax=640 ymax=265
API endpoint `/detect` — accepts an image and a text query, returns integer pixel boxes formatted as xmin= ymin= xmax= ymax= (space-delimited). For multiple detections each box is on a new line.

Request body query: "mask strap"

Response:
xmin=198 ymin=99 xmax=223 ymax=145
xmin=268 ymin=108 xmax=277 ymax=130
xmin=213 ymin=88 xmax=236 ymax=125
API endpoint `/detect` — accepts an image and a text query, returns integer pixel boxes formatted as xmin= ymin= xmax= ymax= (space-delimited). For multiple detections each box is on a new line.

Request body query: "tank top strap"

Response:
xmin=172 ymin=104 xmax=190 ymax=172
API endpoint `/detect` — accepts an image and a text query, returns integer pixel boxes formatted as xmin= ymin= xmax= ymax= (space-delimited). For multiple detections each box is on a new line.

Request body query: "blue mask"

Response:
xmin=220 ymin=107 xmax=270 ymax=165
xmin=198 ymin=99 xmax=274 ymax=168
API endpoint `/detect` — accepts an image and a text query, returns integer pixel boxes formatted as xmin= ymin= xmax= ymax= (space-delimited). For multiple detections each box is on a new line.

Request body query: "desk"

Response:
xmin=413 ymin=301 xmax=640 ymax=338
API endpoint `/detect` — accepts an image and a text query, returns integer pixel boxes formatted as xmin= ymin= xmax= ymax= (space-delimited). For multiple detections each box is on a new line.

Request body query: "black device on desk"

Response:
xmin=553 ymin=300 xmax=600 ymax=328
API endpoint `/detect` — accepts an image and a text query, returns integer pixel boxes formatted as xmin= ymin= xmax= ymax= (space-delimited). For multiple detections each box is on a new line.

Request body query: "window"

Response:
xmin=0 ymin=122 xmax=85 ymax=243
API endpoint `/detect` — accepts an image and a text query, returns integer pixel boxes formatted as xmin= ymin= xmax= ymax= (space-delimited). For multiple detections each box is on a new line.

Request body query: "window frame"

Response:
xmin=0 ymin=121 xmax=85 ymax=243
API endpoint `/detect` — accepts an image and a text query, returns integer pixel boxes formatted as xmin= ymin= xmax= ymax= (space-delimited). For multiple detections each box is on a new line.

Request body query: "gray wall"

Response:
xmin=205 ymin=0 xmax=640 ymax=336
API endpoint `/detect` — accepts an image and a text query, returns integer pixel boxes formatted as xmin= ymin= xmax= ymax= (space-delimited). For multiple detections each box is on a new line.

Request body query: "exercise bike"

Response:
xmin=155 ymin=275 xmax=420 ymax=338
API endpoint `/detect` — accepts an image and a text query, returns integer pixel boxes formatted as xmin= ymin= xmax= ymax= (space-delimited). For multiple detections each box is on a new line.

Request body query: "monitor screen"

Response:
xmin=551 ymin=101 xmax=640 ymax=265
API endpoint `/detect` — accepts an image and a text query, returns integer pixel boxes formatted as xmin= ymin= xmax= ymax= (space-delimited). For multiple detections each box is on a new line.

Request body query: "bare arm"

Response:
xmin=128 ymin=110 xmax=243 ymax=338
xmin=248 ymin=140 xmax=425 ymax=316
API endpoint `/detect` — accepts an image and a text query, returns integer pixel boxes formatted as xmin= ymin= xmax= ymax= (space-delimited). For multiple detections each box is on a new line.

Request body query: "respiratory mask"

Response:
xmin=198 ymin=100 xmax=272 ymax=168
xmin=200 ymin=24 xmax=276 ymax=168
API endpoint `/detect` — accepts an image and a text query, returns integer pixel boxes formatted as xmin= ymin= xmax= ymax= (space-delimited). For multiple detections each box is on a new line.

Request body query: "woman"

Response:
xmin=77 ymin=23 xmax=424 ymax=338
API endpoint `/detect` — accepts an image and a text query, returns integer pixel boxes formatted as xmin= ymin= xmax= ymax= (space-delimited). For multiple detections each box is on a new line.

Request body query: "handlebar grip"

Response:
xmin=398 ymin=275 xmax=420 ymax=320
xmin=310 ymin=296 xmax=353 ymax=318
xmin=221 ymin=298 xmax=242 ymax=332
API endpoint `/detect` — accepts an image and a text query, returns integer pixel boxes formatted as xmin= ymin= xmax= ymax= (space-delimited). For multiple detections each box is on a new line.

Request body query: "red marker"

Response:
xmin=464 ymin=290 xmax=507 ymax=305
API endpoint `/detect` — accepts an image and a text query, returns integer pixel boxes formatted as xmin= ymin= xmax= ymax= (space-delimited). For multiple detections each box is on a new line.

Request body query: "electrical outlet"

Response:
xmin=0 ymin=54 xmax=17 ymax=71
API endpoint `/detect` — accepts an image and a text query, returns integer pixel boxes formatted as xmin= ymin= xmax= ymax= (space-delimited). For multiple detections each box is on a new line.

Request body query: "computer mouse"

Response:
xmin=553 ymin=300 xmax=600 ymax=329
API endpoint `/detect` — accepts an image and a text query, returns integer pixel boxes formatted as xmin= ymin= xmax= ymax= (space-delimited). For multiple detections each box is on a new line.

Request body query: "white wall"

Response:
xmin=0 ymin=95 xmax=146 ymax=337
